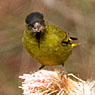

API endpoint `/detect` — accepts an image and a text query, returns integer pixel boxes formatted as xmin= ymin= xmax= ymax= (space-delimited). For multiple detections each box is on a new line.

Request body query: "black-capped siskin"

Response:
xmin=22 ymin=12 xmax=77 ymax=69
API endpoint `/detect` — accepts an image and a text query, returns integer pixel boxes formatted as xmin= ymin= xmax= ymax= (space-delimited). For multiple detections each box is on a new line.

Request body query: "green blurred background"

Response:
xmin=0 ymin=0 xmax=95 ymax=94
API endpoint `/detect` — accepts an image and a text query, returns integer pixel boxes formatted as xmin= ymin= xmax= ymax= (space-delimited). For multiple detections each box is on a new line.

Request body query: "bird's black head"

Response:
xmin=25 ymin=12 xmax=45 ymax=34
xmin=25 ymin=12 xmax=46 ymax=48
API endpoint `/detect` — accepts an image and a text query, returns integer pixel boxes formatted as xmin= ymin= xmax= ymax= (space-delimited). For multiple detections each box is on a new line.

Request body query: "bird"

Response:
xmin=22 ymin=12 xmax=77 ymax=70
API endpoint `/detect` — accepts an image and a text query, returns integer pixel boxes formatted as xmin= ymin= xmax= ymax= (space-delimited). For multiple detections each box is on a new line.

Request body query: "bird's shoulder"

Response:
xmin=46 ymin=24 xmax=65 ymax=33
xmin=45 ymin=23 xmax=70 ymax=41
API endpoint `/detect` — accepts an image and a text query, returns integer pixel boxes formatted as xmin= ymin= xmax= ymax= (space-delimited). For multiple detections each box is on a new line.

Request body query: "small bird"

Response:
xmin=22 ymin=12 xmax=77 ymax=70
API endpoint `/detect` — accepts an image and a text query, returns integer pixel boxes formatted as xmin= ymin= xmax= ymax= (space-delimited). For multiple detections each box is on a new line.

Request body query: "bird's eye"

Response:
xmin=28 ymin=24 xmax=33 ymax=30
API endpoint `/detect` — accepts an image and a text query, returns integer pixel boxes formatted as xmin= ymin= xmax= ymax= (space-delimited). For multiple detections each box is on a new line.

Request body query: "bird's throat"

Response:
xmin=35 ymin=32 xmax=41 ymax=49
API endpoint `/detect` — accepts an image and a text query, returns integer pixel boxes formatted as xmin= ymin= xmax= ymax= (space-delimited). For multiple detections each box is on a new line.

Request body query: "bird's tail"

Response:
xmin=70 ymin=37 xmax=78 ymax=47
xmin=71 ymin=43 xmax=78 ymax=47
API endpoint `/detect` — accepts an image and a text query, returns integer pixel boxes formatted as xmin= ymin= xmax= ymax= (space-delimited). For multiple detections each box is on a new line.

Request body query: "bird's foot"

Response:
xmin=61 ymin=71 xmax=68 ymax=79
xmin=61 ymin=67 xmax=68 ymax=79
xmin=39 ymin=65 xmax=45 ymax=70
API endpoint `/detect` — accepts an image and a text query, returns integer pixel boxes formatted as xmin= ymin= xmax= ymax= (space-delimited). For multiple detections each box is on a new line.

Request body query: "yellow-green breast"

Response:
xmin=22 ymin=23 xmax=73 ymax=66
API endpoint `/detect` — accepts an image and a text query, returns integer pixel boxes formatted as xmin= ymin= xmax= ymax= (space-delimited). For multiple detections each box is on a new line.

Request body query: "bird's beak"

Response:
xmin=32 ymin=22 xmax=44 ymax=33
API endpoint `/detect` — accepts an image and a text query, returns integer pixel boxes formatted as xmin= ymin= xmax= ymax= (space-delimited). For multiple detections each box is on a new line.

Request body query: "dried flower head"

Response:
xmin=19 ymin=70 xmax=95 ymax=95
